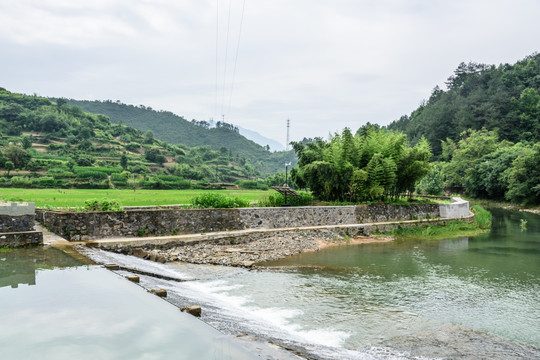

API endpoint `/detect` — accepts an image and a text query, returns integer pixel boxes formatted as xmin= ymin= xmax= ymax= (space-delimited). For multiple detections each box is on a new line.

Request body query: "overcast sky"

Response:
xmin=1 ymin=0 xmax=539 ymax=146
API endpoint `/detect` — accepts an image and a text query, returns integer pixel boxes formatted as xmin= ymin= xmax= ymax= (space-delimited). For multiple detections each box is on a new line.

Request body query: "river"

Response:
xmin=2 ymin=208 xmax=540 ymax=359
xmin=83 ymin=207 xmax=540 ymax=359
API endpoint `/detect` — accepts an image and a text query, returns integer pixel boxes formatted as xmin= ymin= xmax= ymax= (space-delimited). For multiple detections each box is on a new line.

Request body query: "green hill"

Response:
xmin=59 ymin=99 xmax=296 ymax=174
xmin=0 ymin=87 xmax=272 ymax=190
xmin=387 ymin=53 xmax=540 ymax=156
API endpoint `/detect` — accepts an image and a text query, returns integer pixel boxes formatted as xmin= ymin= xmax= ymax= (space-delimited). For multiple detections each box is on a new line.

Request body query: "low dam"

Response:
xmin=35 ymin=198 xmax=470 ymax=242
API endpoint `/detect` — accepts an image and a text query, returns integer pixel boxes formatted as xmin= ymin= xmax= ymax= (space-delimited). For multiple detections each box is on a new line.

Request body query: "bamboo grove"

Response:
xmin=290 ymin=128 xmax=431 ymax=202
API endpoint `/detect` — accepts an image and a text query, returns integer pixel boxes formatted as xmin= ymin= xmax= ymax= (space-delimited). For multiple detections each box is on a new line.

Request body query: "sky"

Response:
xmin=1 ymin=0 xmax=539 ymax=147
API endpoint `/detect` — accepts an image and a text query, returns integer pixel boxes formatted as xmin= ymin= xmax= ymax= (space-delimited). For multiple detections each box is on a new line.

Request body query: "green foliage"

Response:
xmin=81 ymin=199 xmax=123 ymax=212
xmin=439 ymin=127 xmax=539 ymax=204
xmin=291 ymin=128 xmax=431 ymax=202
xmin=236 ymin=180 xmax=269 ymax=190
xmin=504 ymin=143 xmax=540 ymax=205
xmin=471 ymin=205 xmax=492 ymax=230
xmin=75 ymin=169 xmax=108 ymax=180
xmin=416 ymin=163 xmax=445 ymax=195
xmin=190 ymin=192 xmax=250 ymax=208
xmin=388 ymin=54 xmax=540 ymax=155
xmin=390 ymin=205 xmax=491 ymax=239
xmin=257 ymin=191 xmax=314 ymax=207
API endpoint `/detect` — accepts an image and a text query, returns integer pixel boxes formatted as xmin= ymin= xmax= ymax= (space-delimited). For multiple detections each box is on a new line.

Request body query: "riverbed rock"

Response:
xmin=132 ymin=248 xmax=148 ymax=259
xmin=180 ymin=305 xmax=202 ymax=317
xmin=125 ymin=275 xmax=140 ymax=283
xmin=148 ymin=289 xmax=167 ymax=297
xmin=380 ymin=323 xmax=540 ymax=360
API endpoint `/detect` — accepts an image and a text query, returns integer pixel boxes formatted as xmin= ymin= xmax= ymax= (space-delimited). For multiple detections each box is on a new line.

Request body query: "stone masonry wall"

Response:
xmin=36 ymin=208 xmax=245 ymax=241
xmin=0 ymin=231 xmax=43 ymax=248
xmin=0 ymin=201 xmax=42 ymax=247
xmin=36 ymin=203 xmax=447 ymax=241
xmin=0 ymin=214 xmax=36 ymax=233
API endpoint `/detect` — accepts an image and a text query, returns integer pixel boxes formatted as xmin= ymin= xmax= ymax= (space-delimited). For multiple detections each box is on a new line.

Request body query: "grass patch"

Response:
xmin=0 ymin=188 xmax=269 ymax=208
xmin=390 ymin=205 xmax=492 ymax=240
xmin=0 ymin=247 xmax=13 ymax=253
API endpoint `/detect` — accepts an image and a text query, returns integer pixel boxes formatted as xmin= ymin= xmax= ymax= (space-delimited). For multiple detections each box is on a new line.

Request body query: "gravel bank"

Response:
xmin=100 ymin=231 xmax=392 ymax=267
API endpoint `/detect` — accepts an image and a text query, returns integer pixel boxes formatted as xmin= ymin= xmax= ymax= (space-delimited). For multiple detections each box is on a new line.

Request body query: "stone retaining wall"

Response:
xmin=0 ymin=231 xmax=44 ymax=248
xmin=0 ymin=201 xmax=42 ymax=247
xmin=0 ymin=214 xmax=36 ymax=233
xmin=36 ymin=202 xmax=449 ymax=241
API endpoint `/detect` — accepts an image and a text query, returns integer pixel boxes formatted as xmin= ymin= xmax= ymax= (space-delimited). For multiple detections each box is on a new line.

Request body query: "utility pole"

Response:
xmin=286 ymin=119 xmax=290 ymax=151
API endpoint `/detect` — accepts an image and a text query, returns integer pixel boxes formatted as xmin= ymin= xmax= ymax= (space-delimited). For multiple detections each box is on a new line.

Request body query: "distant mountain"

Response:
xmin=58 ymin=99 xmax=296 ymax=175
xmin=0 ymin=87 xmax=262 ymax=189
xmin=237 ymin=126 xmax=285 ymax=151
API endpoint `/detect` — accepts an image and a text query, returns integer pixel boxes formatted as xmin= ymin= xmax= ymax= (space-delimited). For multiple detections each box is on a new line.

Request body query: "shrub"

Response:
xmin=191 ymin=193 xmax=249 ymax=208
xmin=75 ymin=169 xmax=108 ymax=180
xmin=236 ymin=180 xmax=269 ymax=190
xmin=111 ymin=173 xmax=128 ymax=182
xmin=9 ymin=176 xmax=33 ymax=188
xmin=81 ymin=199 xmax=123 ymax=212
xmin=471 ymin=205 xmax=492 ymax=230
xmin=258 ymin=191 xmax=314 ymax=207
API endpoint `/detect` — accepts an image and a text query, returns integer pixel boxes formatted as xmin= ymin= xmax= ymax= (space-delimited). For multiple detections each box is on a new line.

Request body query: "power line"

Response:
xmin=214 ymin=0 xmax=247 ymax=123
xmin=214 ymin=0 xmax=219 ymax=120
xmin=220 ymin=0 xmax=233 ymax=118
xmin=227 ymin=0 xmax=246 ymax=118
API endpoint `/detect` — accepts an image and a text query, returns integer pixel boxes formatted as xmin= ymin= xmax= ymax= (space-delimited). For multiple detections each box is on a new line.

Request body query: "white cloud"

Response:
xmin=0 ymin=0 xmax=538 ymax=143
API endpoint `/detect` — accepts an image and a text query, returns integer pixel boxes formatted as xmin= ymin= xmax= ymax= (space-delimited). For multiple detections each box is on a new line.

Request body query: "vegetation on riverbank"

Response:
xmin=389 ymin=205 xmax=492 ymax=240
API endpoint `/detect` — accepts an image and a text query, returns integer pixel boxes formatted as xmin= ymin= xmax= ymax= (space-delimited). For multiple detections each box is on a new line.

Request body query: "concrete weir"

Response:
xmin=37 ymin=198 xmax=472 ymax=260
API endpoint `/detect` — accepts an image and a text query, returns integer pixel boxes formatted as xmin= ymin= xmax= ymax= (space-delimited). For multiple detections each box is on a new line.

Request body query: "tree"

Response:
xmin=21 ymin=135 xmax=33 ymax=149
xmin=4 ymin=161 xmax=14 ymax=175
xmin=145 ymin=148 xmax=166 ymax=165
xmin=120 ymin=154 xmax=128 ymax=170
xmin=144 ymin=130 xmax=154 ymax=144
xmin=442 ymin=128 xmax=505 ymax=189
xmin=291 ymin=128 xmax=431 ymax=202
xmin=3 ymin=143 xmax=31 ymax=169
xmin=505 ymin=144 xmax=540 ymax=205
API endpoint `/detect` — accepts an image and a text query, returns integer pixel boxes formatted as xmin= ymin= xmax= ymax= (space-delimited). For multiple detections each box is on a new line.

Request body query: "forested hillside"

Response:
xmin=0 ymin=88 xmax=273 ymax=190
xmin=60 ymin=99 xmax=295 ymax=174
xmin=388 ymin=53 xmax=540 ymax=155
xmin=385 ymin=52 xmax=540 ymax=205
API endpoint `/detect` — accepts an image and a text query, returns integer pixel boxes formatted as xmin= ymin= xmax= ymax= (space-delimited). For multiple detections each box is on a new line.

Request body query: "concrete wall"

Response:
xmin=0 ymin=201 xmax=42 ymax=247
xmin=439 ymin=197 xmax=470 ymax=218
xmin=0 ymin=201 xmax=35 ymax=217
xmin=35 ymin=201 xmax=458 ymax=241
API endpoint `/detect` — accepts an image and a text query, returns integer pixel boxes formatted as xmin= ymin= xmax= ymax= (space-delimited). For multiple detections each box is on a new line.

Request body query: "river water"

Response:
xmin=3 ymin=208 xmax=539 ymax=359
xmin=83 ymin=207 xmax=540 ymax=359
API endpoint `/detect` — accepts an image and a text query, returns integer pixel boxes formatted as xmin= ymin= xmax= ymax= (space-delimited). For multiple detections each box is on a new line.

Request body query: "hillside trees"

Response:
xmin=430 ymin=126 xmax=539 ymax=204
xmin=291 ymin=128 xmax=431 ymax=201
xmin=0 ymin=88 xmax=266 ymax=188
xmin=387 ymin=53 xmax=540 ymax=156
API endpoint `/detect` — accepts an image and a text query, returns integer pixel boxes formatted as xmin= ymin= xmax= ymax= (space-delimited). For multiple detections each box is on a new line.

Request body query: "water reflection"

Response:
xmin=0 ymin=249 xmax=258 ymax=360
xmin=0 ymin=247 xmax=81 ymax=288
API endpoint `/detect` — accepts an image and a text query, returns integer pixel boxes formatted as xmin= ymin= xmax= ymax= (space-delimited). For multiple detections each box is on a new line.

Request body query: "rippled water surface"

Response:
xmin=3 ymin=208 xmax=539 ymax=359
xmin=83 ymin=207 xmax=540 ymax=359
